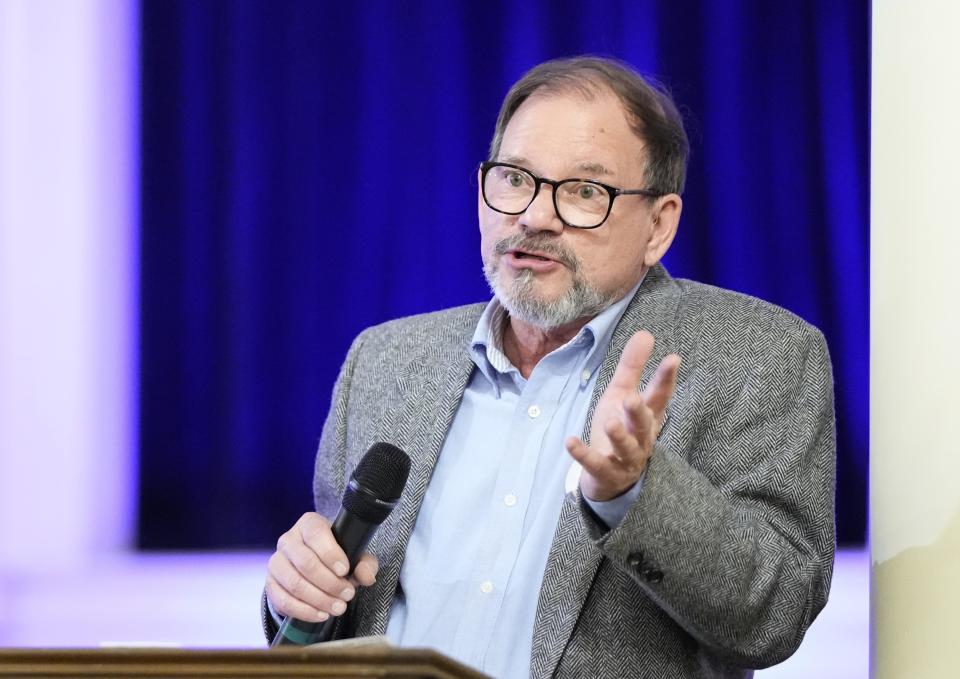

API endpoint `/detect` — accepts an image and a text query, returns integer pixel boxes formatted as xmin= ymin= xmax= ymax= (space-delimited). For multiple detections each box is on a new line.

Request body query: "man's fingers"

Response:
xmin=353 ymin=554 xmax=379 ymax=587
xmin=607 ymin=407 xmax=646 ymax=457
xmin=266 ymin=555 xmax=351 ymax=620
xmin=567 ymin=431 xmax=647 ymax=502
xmin=568 ymin=425 xmax=638 ymax=470
xmin=643 ymin=354 xmax=681 ymax=416
xmin=265 ymin=511 xmax=385 ymax=629
xmin=275 ymin=536 xmax=354 ymax=599
xmin=607 ymin=331 xmax=654 ymax=392
xmin=574 ymin=333 xmax=677 ymax=503
xmin=566 ymin=436 xmax=607 ymax=474
xmin=296 ymin=513 xmax=350 ymax=577
xmin=266 ymin=573 xmax=331 ymax=622
xmin=621 ymin=391 xmax=654 ymax=438
xmin=266 ymin=511 xmax=373 ymax=621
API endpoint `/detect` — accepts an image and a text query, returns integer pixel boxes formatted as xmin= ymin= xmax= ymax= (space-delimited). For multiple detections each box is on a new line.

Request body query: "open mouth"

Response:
xmin=512 ymin=251 xmax=552 ymax=262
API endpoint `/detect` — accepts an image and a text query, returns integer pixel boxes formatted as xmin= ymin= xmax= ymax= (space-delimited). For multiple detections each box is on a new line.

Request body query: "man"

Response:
xmin=263 ymin=56 xmax=835 ymax=678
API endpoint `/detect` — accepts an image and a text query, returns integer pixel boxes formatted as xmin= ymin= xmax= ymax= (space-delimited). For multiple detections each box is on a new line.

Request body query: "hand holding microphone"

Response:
xmin=266 ymin=442 xmax=410 ymax=646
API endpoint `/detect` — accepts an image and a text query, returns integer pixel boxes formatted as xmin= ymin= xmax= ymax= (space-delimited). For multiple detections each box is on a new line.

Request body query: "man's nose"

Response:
xmin=518 ymin=185 xmax=564 ymax=234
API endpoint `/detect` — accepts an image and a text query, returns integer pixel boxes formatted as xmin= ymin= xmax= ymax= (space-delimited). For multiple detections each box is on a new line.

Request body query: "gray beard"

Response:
xmin=482 ymin=236 xmax=617 ymax=329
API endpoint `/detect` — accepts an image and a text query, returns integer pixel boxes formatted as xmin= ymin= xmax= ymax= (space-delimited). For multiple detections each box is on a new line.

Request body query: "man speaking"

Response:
xmin=262 ymin=56 xmax=835 ymax=678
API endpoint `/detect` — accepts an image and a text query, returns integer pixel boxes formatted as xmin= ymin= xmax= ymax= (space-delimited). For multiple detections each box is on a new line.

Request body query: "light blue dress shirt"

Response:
xmin=385 ymin=281 xmax=645 ymax=679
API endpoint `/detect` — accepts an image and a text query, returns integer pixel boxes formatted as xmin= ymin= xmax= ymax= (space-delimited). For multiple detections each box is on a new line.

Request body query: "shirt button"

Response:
xmin=480 ymin=580 xmax=494 ymax=594
xmin=527 ymin=404 xmax=541 ymax=418
xmin=581 ymin=369 xmax=591 ymax=381
xmin=504 ymin=493 xmax=517 ymax=507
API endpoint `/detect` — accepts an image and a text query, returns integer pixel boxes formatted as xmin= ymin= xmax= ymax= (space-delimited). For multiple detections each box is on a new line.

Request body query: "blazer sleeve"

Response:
xmin=313 ymin=330 xmax=369 ymax=520
xmin=581 ymin=322 xmax=836 ymax=668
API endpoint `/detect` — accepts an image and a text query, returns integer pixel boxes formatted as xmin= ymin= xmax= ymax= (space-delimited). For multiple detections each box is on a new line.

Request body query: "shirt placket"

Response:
xmin=449 ymin=348 xmax=582 ymax=668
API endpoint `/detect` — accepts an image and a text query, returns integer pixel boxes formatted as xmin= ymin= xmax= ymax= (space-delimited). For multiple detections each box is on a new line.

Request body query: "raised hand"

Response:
xmin=565 ymin=331 xmax=680 ymax=501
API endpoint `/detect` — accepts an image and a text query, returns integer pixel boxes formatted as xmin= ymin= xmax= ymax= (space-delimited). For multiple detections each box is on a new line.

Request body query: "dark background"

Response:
xmin=138 ymin=0 xmax=868 ymax=548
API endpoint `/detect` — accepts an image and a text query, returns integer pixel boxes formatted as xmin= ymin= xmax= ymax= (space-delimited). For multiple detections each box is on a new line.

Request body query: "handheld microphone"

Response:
xmin=271 ymin=441 xmax=410 ymax=647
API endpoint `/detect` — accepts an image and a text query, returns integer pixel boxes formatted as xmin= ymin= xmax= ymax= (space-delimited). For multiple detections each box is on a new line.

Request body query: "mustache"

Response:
xmin=493 ymin=234 xmax=579 ymax=270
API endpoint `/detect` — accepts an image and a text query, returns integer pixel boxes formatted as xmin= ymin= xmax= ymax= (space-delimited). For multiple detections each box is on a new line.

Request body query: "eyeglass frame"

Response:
xmin=479 ymin=160 xmax=665 ymax=230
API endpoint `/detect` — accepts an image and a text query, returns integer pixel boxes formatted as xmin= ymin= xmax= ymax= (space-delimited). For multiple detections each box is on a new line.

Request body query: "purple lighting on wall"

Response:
xmin=0 ymin=0 xmax=139 ymax=578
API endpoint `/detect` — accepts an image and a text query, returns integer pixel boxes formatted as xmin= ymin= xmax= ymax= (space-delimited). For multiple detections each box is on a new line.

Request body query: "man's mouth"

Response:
xmin=494 ymin=237 xmax=577 ymax=271
xmin=510 ymin=250 xmax=554 ymax=262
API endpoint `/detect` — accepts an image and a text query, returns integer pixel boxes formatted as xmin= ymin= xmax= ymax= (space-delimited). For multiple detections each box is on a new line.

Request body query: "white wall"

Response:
xmin=871 ymin=1 xmax=960 ymax=677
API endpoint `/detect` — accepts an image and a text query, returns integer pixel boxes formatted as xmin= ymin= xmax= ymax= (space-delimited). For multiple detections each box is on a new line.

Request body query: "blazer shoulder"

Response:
xmin=672 ymin=277 xmax=825 ymax=346
xmin=350 ymin=302 xmax=488 ymax=359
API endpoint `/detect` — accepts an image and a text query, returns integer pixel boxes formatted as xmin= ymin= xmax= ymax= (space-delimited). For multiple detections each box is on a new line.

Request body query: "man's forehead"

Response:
xmin=497 ymin=90 xmax=646 ymax=179
xmin=499 ymin=154 xmax=615 ymax=177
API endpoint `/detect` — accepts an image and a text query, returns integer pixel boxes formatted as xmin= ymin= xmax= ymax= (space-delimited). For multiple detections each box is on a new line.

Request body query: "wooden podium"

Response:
xmin=0 ymin=643 xmax=490 ymax=678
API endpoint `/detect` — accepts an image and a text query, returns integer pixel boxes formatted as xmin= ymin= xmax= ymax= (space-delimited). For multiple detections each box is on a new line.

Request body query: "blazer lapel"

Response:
xmin=351 ymin=310 xmax=479 ymax=638
xmin=530 ymin=265 xmax=681 ymax=679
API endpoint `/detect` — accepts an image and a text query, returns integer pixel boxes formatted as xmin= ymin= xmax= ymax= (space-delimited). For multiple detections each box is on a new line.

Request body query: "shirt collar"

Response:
xmin=469 ymin=273 xmax=647 ymax=393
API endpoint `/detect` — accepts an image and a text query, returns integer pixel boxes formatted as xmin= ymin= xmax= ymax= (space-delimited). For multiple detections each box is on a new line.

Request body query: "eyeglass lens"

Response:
xmin=483 ymin=164 xmax=610 ymax=228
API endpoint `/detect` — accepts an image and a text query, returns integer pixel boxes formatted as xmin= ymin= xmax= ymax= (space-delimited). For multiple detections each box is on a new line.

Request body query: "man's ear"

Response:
xmin=643 ymin=193 xmax=682 ymax=267
xmin=477 ymin=168 xmax=486 ymax=227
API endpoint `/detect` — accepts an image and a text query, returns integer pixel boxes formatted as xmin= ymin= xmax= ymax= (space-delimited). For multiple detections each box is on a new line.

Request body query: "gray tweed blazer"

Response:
xmin=310 ymin=264 xmax=836 ymax=678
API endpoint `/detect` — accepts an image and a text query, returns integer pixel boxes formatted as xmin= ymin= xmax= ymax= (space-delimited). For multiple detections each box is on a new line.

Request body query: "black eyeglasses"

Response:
xmin=480 ymin=161 xmax=663 ymax=229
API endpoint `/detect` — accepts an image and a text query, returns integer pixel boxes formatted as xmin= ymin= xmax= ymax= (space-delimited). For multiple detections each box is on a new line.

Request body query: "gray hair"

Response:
xmin=489 ymin=56 xmax=689 ymax=195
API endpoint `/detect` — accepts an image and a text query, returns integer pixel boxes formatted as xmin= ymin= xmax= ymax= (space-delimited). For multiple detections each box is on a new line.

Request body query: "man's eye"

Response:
xmin=506 ymin=172 xmax=525 ymax=188
xmin=576 ymin=184 xmax=601 ymax=200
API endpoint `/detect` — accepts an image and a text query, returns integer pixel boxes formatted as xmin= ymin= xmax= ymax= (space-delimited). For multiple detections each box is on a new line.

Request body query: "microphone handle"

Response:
xmin=271 ymin=512 xmax=376 ymax=646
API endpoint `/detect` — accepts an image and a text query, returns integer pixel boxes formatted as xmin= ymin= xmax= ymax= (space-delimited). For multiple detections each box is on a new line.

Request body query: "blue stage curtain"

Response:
xmin=139 ymin=0 xmax=868 ymax=547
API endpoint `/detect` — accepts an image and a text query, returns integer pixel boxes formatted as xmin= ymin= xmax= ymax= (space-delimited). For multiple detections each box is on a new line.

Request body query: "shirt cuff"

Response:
xmin=583 ymin=474 xmax=645 ymax=529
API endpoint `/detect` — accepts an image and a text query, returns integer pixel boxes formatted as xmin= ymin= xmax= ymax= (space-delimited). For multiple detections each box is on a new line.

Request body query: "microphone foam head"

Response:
xmin=342 ymin=442 xmax=411 ymax=523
